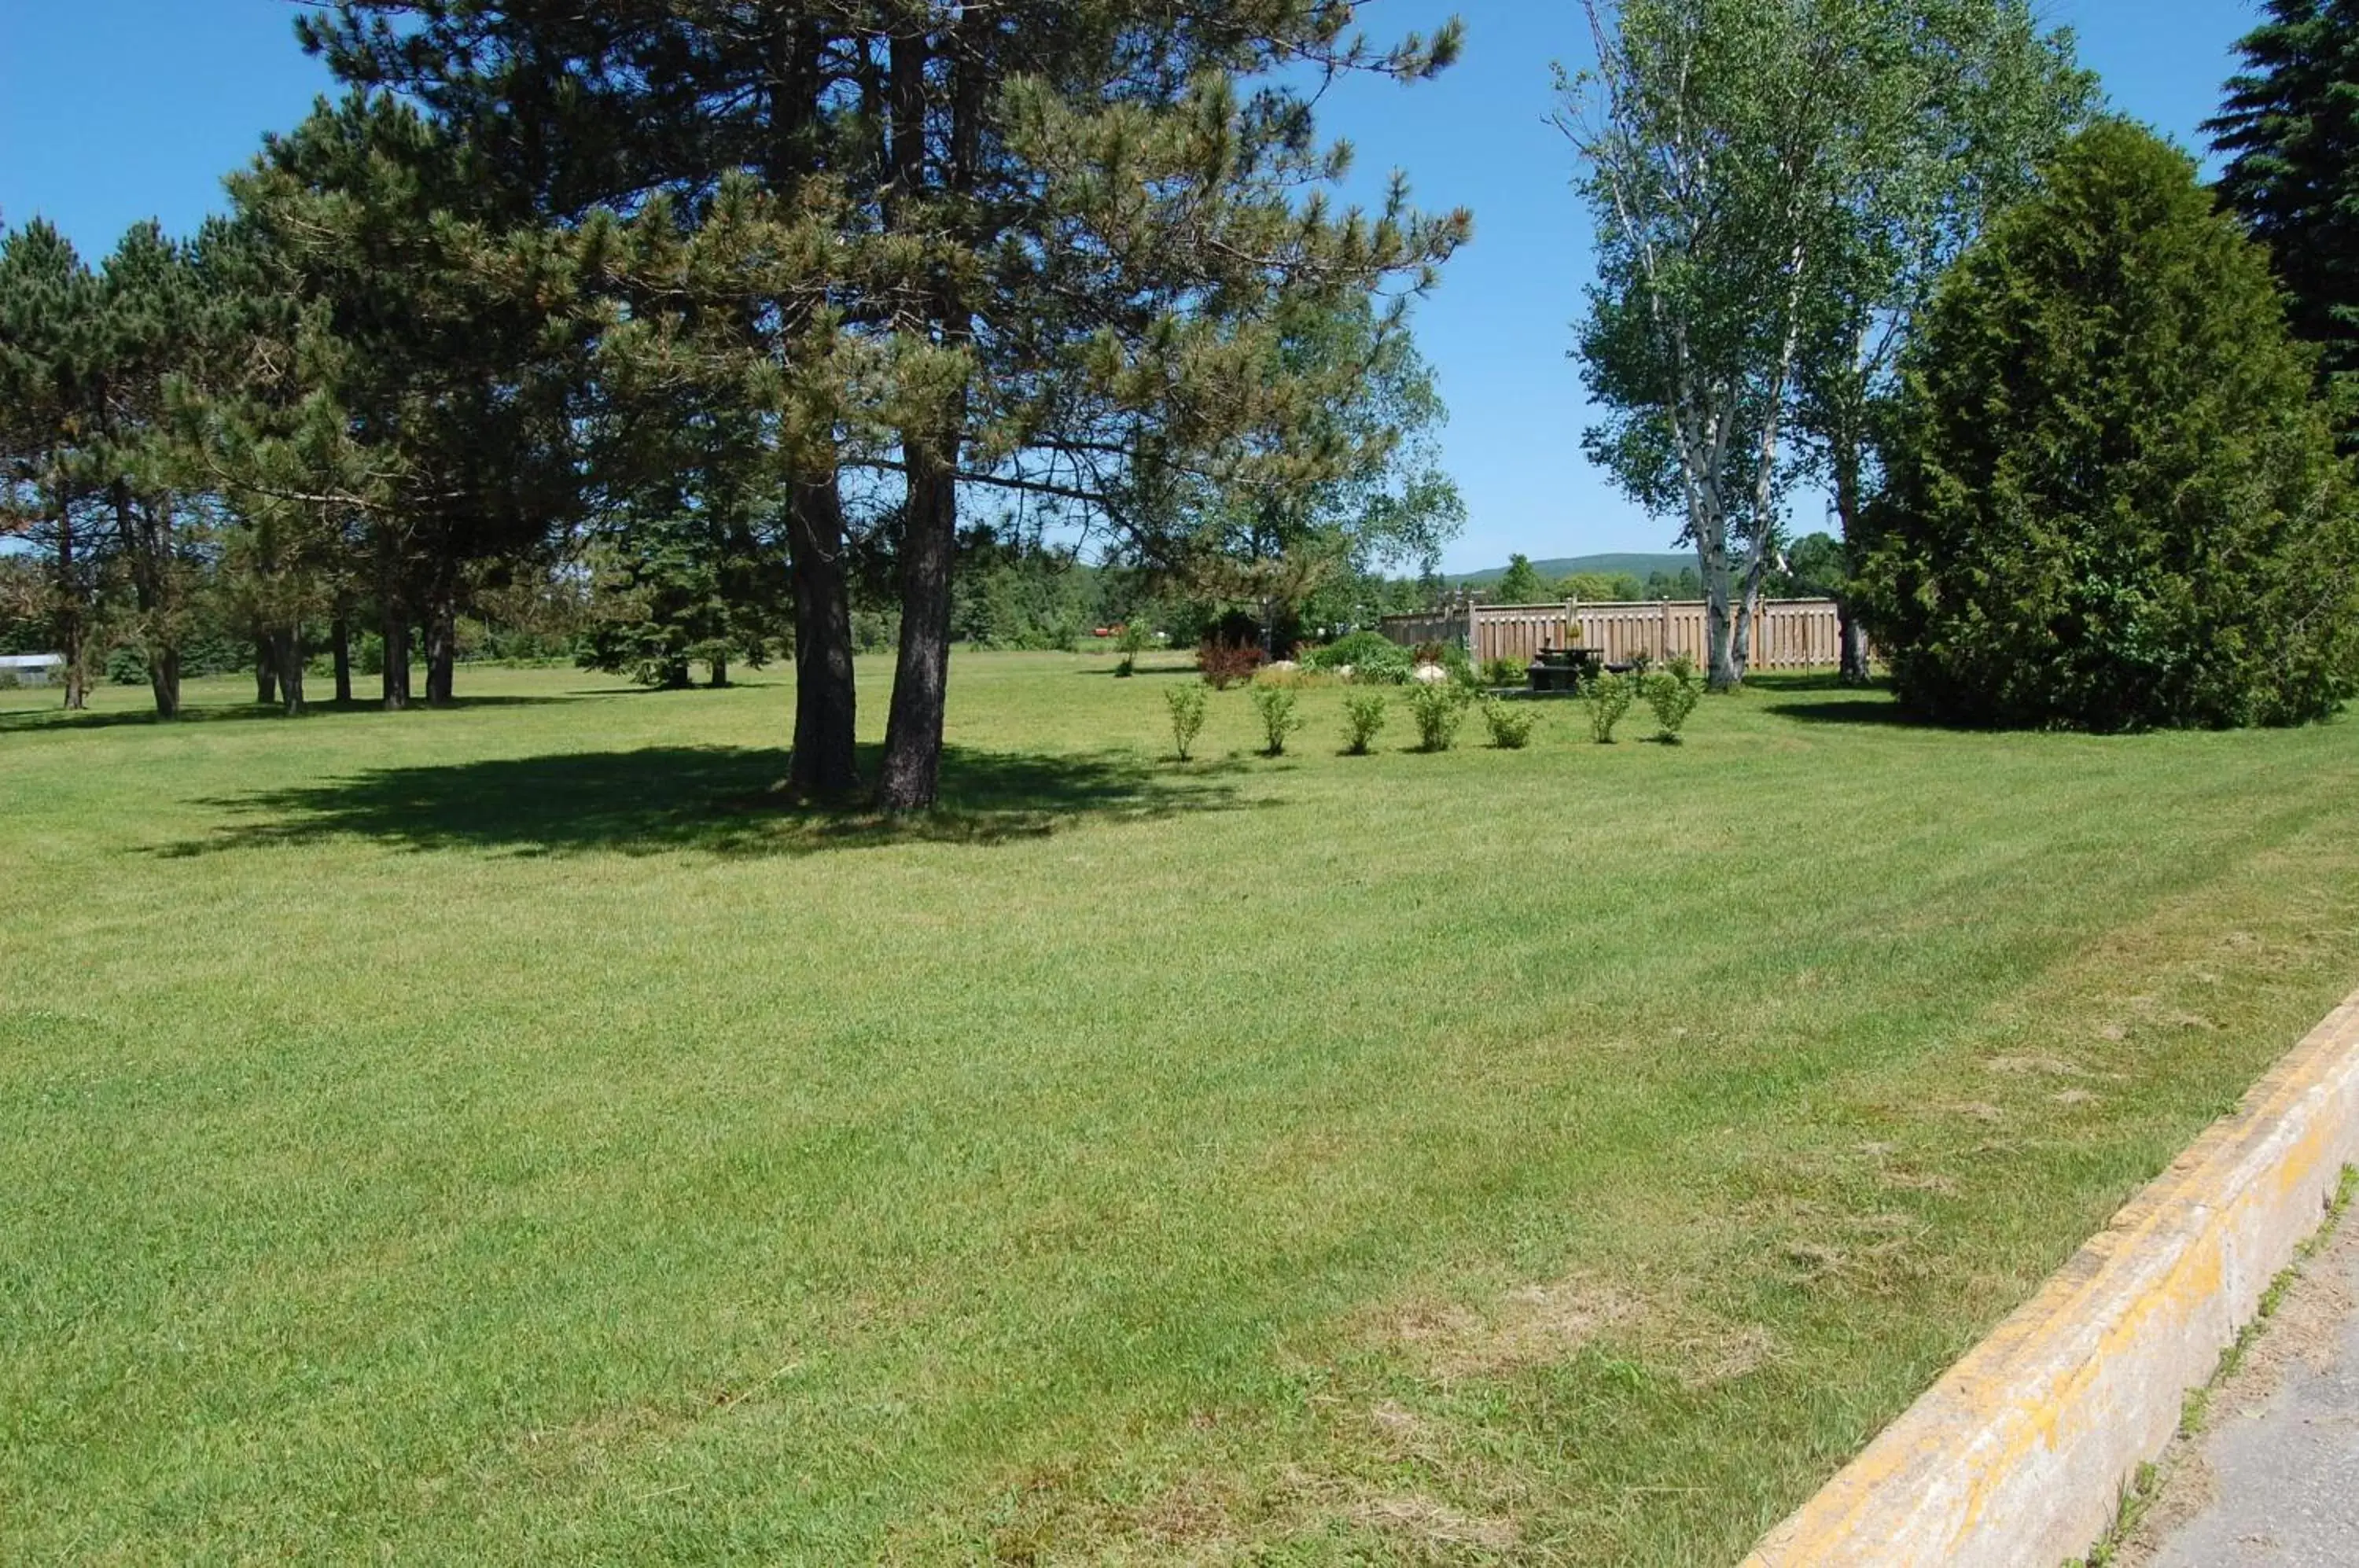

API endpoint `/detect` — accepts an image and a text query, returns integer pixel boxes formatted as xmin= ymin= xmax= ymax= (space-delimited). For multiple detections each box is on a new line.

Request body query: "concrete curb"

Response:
xmin=1739 ymin=989 xmax=2359 ymax=1568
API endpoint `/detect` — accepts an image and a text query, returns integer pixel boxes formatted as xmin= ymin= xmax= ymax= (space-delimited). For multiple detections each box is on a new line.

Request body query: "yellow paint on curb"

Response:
xmin=1739 ymin=992 xmax=2359 ymax=1568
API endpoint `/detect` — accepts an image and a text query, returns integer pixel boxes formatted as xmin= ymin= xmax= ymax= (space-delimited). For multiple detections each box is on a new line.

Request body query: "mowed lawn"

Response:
xmin=6 ymin=653 xmax=2359 ymax=1564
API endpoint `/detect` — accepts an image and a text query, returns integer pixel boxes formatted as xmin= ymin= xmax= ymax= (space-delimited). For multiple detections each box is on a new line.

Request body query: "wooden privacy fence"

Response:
xmin=1379 ymin=598 xmax=1849 ymax=672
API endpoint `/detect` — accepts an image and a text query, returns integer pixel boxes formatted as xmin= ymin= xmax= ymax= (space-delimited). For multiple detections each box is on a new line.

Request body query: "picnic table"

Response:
xmin=1525 ymin=646 xmax=1603 ymax=693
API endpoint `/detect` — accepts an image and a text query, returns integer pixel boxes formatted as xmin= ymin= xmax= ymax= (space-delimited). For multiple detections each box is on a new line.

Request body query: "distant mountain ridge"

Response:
xmin=1448 ymin=552 xmax=1694 ymax=587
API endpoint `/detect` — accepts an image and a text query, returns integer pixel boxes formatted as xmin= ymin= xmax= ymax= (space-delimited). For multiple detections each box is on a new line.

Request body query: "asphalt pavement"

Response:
xmin=2139 ymin=1198 xmax=2359 ymax=1567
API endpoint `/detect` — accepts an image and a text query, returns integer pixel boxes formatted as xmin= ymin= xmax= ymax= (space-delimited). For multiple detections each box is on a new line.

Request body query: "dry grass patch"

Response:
xmin=1376 ymin=1275 xmax=1642 ymax=1382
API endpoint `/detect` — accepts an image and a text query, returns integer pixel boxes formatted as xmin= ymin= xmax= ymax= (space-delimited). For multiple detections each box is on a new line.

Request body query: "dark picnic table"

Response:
xmin=1525 ymin=646 xmax=1603 ymax=693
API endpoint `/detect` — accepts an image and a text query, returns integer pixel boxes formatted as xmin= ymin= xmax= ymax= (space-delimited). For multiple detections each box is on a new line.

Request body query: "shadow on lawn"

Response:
xmin=163 ymin=743 xmax=1252 ymax=859
xmin=1749 ymin=674 xmax=1922 ymax=728
xmin=0 ymin=694 xmax=582 ymax=735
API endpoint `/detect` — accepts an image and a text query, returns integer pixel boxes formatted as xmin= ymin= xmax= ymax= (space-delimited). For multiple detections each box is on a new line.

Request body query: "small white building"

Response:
xmin=0 ymin=654 xmax=66 ymax=687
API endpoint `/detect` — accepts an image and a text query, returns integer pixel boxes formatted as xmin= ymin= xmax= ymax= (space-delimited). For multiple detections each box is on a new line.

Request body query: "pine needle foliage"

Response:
xmin=1856 ymin=121 xmax=2359 ymax=731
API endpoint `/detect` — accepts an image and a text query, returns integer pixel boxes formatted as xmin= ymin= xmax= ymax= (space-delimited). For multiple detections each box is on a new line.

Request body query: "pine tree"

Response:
xmin=2210 ymin=0 xmax=2359 ymax=440
xmin=87 ymin=222 xmax=208 ymax=717
xmin=1854 ymin=121 xmax=2359 ymax=730
xmin=218 ymin=95 xmax=591 ymax=710
xmin=303 ymin=4 xmax=1469 ymax=810
xmin=0 ymin=221 xmax=103 ymax=710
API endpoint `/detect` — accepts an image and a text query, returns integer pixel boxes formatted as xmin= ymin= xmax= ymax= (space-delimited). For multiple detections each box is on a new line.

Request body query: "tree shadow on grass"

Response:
xmin=1748 ymin=674 xmax=1927 ymax=728
xmin=160 ymin=743 xmax=1254 ymax=859
xmin=1758 ymin=698 xmax=1919 ymax=727
xmin=0 ymin=694 xmax=582 ymax=735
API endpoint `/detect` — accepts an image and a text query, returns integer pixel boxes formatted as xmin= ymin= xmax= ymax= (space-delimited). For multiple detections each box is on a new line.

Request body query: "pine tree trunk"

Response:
xmin=381 ymin=603 xmax=411 ymax=711
xmin=788 ymin=473 xmax=860 ymax=801
xmin=149 ymin=649 xmax=182 ymax=720
xmin=56 ymin=500 xmax=86 ymax=712
xmin=114 ymin=480 xmax=179 ymax=719
xmin=272 ymin=627 xmax=306 ymax=716
xmin=256 ymin=635 xmax=278 ymax=706
xmin=877 ymin=441 xmax=959 ymax=812
xmin=661 ymin=659 xmax=691 ymax=690
xmin=425 ymin=594 xmax=457 ymax=707
xmin=708 ymin=655 xmax=729 ymax=689
xmin=333 ymin=610 xmax=353 ymax=704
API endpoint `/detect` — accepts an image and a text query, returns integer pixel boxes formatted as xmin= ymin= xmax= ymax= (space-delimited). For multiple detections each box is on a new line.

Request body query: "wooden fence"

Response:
xmin=1379 ymin=598 xmax=1849 ymax=672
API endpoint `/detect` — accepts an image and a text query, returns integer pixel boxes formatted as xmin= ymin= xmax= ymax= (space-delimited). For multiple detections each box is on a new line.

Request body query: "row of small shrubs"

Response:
xmin=1582 ymin=659 xmax=1705 ymax=743
xmin=1165 ymin=679 xmax=1696 ymax=759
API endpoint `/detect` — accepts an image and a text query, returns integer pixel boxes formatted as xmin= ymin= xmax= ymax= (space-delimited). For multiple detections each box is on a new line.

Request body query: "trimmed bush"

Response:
xmin=1164 ymin=685 xmax=1209 ymax=761
xmin=1407 ymin=682 xmax=1470 ymax=752
xmin=1481 ymin=699 xmax=1537 ymax=749
xmin=1584 ymin=672 xmax=1636 ymax=743
xmin=1341 ymin=691 xmax=1388 ymax=755
xmin=1480 ymin=655 xmax=1528 ymax=688
xmin=1856 ymin=121 xmax=2359 ymax=730
xmin=1643 ymin=658 xmax=1703 ymax=742
xmin=1250 ymin=686 xmax=1304 ymax=756
xmin=1113 ymin=622 xmax=1150 ymax=677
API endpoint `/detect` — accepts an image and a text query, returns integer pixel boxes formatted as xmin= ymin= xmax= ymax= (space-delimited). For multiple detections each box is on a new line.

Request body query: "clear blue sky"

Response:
xmin=0 ymin=0 xmax=2265 ymax=572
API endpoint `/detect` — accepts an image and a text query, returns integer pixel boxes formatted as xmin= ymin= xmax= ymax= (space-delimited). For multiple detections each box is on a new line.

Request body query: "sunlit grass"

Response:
xmin=6 ymin=653 xmax=2358 ymax=1562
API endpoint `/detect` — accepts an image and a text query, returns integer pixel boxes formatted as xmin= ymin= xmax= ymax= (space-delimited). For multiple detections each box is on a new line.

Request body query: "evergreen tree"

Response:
xmin=1854 ymin=121 xmax=2359 ymax=730
xmin=1492 ymin=554 xmax=1548 ymax=605
xmin=2210 ymin=0 xmax=2359 ymax=441
xmin=578 ymin=403 xmax=793 ymax=688
xmin=0 ymin=221 xmax=103 ymax=710
xmin=305 ymin=3 xmax=1467 ymax=810
xmin=87 ymin=223 xmax=210 ymax=717
xmin=220 ymin=94 xmax=591 ymax=711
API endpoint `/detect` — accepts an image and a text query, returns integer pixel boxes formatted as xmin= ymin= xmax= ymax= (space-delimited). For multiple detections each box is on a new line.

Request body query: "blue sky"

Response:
xmin=1 ymin=1 xmax=2265 ymax=571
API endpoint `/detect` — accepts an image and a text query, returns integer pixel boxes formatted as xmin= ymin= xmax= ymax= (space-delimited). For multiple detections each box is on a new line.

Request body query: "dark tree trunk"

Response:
xmin=381 ymin=604 xmax=412 ymax=711
xmin=255 ymin=636 xmax=278 ymax=706
xmin=148 ymin=648 xmax=182 ymax=720
xmin=271 ymin=627 xmax=305 ymax=716
xmin=56 ymin=499 xmax=86 ymax=712
xmin=787 ymin=473 xmax=860 ymax=801
xmin=1838 ymin=601 xmax=1871 ymax=686
xmin=874 ymin=20 xmax=974 ymax=814
xmin=332 ymin=610 xmax=354 ymax=704
xmin=1829 ymin=449 xmax=1874 ymax=686
xmin=661 ymin=659 xmax=692 ymax=690
xmin=877 ymin=440 xmax=958 ymax=812
xmin=708 ymin=655 xmax=729 ymax=689
xmin=425 ymin=594 xmax=457 ymax=707
xmin=113 ymin=480 xmax=179 ymax=718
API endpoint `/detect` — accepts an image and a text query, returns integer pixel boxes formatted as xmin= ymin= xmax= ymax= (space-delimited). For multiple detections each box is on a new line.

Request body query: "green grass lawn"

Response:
xmin=6 ymin=653 xmax=2359 ymax=1563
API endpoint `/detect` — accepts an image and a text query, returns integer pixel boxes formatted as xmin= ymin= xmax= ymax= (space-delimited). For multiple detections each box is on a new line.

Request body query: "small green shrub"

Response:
xmin=1113 ymin=622 xmax=1150 ymax=677
xmin=1584 ymin=672 xmax=1636 ymax=742
xmin=1341 ymin=691 xmax=1388 ymax=754
xmin=1407 ymin=682 xmax=1470 ymax=752
xmin=0 ymin=670 xmax=18 ymax=692
xmin=1480 ymin=655 xmax=1528 ymax=687
xmin=1644 ymin=659 xmax=1704 ymax=742
xmin=1165 ymin=684 xmax=1209 ymax=761
xmin=1250 ymin=685 xmax=1304 ymax=756
xmin=1481 ymin=699 xmax=1537 ymax=749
